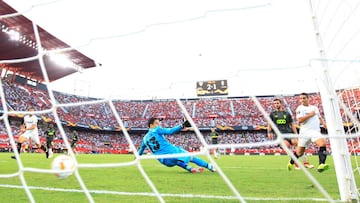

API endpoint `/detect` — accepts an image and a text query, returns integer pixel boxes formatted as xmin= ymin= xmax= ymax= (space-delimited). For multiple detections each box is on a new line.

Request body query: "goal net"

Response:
xmin=1 ymin=0 xmax=360 ymax=202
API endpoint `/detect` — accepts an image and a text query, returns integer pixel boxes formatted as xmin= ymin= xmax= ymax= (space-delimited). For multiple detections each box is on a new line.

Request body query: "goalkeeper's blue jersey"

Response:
xmin=138 ymin=125 xmax=182 ymax=156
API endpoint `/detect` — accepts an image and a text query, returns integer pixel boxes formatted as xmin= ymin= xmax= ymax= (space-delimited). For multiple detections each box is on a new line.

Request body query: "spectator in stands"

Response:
xmin=11 ymin=107 xmax=48 ymax=159
xmin=287 ymin=93 xmax=329 ymax=172
xmin=138 ymin=117 xmax=216 ymax=173
xmin=268 ymin=98 xmax=314 ymax=169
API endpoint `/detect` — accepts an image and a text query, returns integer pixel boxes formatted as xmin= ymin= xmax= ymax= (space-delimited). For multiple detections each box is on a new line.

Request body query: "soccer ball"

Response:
xmin=51 ymin=155 xmax=76 ymax=179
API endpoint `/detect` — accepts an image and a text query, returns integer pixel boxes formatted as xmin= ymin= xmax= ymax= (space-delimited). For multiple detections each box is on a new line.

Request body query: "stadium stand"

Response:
xmin=1 ymin=78 xmax=360 ymax=155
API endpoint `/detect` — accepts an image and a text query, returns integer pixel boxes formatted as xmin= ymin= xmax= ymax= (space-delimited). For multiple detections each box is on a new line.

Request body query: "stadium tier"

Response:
xmin=2 ymin=79 xmax=360 ymax=130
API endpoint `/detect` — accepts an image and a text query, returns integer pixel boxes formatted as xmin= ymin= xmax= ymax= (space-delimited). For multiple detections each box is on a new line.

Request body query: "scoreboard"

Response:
xmin=196 ymin=80 xmax=228 ymax=96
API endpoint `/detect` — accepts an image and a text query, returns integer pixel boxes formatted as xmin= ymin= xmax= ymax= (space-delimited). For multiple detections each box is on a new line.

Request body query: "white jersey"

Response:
xmin=296 ymin=104 xmax=321 ymax=134
xmin=23 ymin=114 xmax=38 ymax=131
xmin=21 ymin=114 xmax=40 ymax=144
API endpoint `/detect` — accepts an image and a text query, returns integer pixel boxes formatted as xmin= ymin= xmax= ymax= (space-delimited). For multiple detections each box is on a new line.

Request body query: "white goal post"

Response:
xmin=308 ymin=0 xmax=358 ymax=201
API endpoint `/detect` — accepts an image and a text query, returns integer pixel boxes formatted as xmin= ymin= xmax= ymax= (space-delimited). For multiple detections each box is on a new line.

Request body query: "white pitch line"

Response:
xmin=0 ymin=184 xmax=339 ymax=202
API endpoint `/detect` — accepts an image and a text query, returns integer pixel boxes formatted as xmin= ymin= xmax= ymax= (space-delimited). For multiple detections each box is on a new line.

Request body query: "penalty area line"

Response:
xmin=0 ymin=184 xmax=335 ymax=202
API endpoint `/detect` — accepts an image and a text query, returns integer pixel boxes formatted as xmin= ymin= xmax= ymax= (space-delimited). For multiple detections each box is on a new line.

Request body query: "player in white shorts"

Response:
xmin=11 ymin=107 xmax=48 ymax=159
xmin=287 ymin=93 xmax=329 ymax=172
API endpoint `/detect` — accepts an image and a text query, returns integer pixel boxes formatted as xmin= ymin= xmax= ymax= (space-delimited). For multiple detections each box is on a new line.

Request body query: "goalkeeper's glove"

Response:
xmin=182 ymin=120 xmax=191 ymax=128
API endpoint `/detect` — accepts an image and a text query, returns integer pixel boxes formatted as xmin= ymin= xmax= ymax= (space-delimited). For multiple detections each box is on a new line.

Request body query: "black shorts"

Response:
xmin=46 ymin=137 xmax=54 ymax=143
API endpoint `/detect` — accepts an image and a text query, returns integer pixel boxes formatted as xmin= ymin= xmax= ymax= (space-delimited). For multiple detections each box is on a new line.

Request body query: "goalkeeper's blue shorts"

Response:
xmin=158 ymin=146 xmax=191 ymax=167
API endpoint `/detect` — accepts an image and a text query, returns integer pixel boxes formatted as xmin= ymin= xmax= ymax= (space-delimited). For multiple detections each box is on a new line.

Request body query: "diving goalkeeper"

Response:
xmin=138 ymin=117 xmax=216 ymax=173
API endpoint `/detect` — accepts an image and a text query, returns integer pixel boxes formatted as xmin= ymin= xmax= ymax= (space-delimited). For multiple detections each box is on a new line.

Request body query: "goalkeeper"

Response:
xmin=138 ymin=117 xmax=216 ymax=173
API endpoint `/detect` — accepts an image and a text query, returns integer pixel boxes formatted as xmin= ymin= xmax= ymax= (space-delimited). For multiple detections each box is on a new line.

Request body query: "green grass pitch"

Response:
xmin=0 ymin=153 xmax=358 ymax=203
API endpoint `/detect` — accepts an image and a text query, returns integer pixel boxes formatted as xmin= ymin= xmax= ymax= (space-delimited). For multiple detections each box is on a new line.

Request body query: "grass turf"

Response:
xmin=0 ymin=153 xmax=357 ymax=203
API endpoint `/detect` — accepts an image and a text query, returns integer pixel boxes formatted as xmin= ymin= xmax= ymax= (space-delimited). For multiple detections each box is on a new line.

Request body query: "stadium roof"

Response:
xmin=0 ymin=1 xmax=96 ymax=82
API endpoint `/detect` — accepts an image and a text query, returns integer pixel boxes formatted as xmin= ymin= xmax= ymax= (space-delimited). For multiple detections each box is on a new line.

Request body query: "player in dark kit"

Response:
xmin=70 ymin=130 xmax=78 ymax=154
xmin=44 ymin=123 xmax=56 ymax=158
xmin=268 ymin=98 xmax=314 ymax=169
xmin=210 ymin=128 xmax=220 ymax=158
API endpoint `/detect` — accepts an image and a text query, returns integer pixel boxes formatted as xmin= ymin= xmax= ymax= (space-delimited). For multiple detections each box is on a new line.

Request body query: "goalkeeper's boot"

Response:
xmin=208 ymin=164 xmax=216 ymax=172
xmin=287 ymin=161 xmax=294 ymax=171
xmin=303 ymin=162 xmax=314 ymax=169
xmin=11 ymin=155 xmax=16 ymax=160
xmin=317 ymin=164 xmax=329 ymax=173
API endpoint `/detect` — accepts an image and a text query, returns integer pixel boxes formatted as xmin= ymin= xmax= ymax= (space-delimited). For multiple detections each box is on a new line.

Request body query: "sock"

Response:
xmin=290 ymin=152 xmax=300 ymax=164
xmin=176 ymin=160 xmax=191 ymax=172
xmin=17 ymin=143 xmax=22 ymax=154
xmin=301 ymin=155 xmax=309 ymax=163
xmin=39 ymin=145 xmax=49 ymax=158
xmin=318 ymin=146 xmax=327 ymax=164
xmin=191 ymin=156 xmax=209 ymax=168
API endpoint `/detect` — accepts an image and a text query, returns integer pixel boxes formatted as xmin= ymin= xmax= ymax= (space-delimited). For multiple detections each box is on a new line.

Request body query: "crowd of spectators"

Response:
xmin=2 ymin=79 xmax=360 ymax=129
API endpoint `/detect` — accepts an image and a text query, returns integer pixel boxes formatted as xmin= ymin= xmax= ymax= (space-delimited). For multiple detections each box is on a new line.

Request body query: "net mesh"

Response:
xmin=1 ymin=0 xmax=360 ymax=202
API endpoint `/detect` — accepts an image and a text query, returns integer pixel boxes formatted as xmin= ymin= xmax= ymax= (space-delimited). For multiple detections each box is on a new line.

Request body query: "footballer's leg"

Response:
xmin=288 ymin=146 xmax=305 ymax=171
xmin=190 ymin=156 xmax=216 ymax=172
xmin=284 ymin=139 xmax=300 ymax=170
xmin=302 ymin=156 xmax=314 ymax=169
xmin=288 ymin=137 xmax=309 ymax=170
xmin=176 ymin=160 xmax=197 ymax=173
xmin=315 ymin=138 xmax=329 ymax=172
xmin=46 ymin=139 xmax=53 ymax=158
xmin=214 ymin=148 xmax=220 ymax=158
xmin=48 ymin=140 xmax=54 ymax=158
xmin=11 ymin=135 xmax=27 ymax=159
xmin=176 ymin=160 xmax=205 ymax=173
xmin=37 ymin=143 xmax=48 ymax=158
xmin=161 ymin=158 xmax=198 ymax=173
xmin=290 ymin=137 xmax=314 ymax=169
xmin=32 ymin=134 xmax=48 ymax=158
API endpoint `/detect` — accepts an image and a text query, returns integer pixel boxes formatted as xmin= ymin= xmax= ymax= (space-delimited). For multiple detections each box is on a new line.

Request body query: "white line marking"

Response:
xmin=0 ymin=184 xmax=340 ymax=202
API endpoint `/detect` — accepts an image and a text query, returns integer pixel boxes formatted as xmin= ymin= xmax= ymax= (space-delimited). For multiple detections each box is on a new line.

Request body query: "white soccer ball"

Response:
xmin=51 ymin=155 xmax=76 ymax=179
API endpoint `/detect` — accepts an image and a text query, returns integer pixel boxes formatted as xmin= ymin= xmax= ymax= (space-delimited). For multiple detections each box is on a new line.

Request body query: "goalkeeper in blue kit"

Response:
xmin=138 ymin=117 xmax=216 ymax=173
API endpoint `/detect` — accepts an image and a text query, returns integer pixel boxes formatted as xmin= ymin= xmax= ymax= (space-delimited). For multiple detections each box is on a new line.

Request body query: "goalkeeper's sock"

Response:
xmin=17 ymin=143 xmax=22 ymax=154
xmin=191 ymin=156 xmax=208 ymax=168
xmin=176 ymin=160 xmax=192 ymax=172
